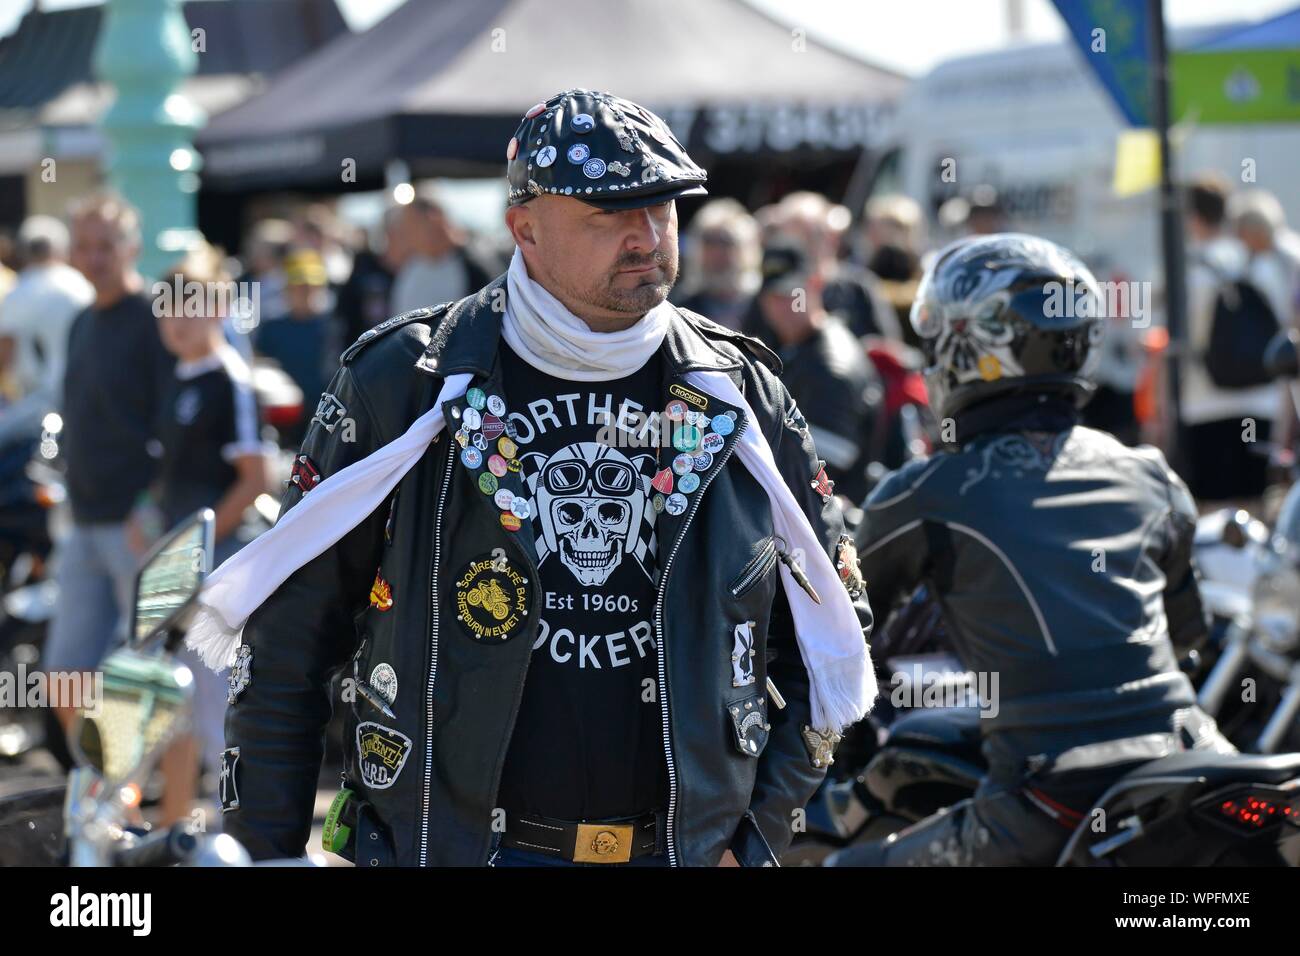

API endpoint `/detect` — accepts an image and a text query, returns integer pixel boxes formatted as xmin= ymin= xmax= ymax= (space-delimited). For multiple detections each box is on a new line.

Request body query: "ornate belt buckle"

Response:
xmin=573 ymin=822 xmax=634 ymax=863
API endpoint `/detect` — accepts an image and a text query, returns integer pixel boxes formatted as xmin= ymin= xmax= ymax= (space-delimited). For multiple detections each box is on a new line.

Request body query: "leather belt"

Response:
xmin=500 ymin=809 xmax=664 ymax=864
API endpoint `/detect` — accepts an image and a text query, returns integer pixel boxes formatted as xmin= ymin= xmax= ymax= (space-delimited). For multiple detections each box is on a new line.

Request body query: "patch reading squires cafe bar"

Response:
xmin=454 ymin=554 xmax=531 ymax=642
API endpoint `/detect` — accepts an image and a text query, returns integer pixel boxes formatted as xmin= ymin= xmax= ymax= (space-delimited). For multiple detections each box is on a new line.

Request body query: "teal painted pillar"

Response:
xmin=94 ymin=0 xmax=204 ymax=280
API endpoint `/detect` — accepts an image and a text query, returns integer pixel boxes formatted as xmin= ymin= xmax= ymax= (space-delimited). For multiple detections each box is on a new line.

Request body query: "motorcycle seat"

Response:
xmin=885 ymin=706 xmax=983 ymax=752
xmin=1114 ymin=750 xmax=1300 ymax=788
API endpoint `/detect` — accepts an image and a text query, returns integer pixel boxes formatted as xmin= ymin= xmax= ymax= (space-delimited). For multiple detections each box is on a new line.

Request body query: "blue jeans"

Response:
xmin=44 ymin=521 xmax=137 ymax=673
xmin=488 ymin=830 xmax=670 ymax=867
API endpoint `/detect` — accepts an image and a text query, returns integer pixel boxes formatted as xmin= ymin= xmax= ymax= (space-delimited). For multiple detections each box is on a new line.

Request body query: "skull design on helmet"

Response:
xmin=529 ymin=442 xmax=653 ymax=586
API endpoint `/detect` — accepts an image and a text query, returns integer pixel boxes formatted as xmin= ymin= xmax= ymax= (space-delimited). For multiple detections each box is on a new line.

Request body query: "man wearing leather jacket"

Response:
xmin=828 ymin=234 xmax=1235 ymax=867
xmin=217 ymin=90 xmax=874 ymax=867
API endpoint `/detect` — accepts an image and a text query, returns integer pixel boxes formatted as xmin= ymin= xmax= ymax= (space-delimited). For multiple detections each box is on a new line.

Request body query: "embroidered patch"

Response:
xmin=728 ymin=694 xmax=769 ymax=757
xmin=801 ymin=725 xmax=842 ymax=769
xmin=219 ymin=747 xmax=240 ymax=812
xmin=370 ymin=663 xmax=398 ymax=704
xmin=454 ymin=554 xmax=531 ymax=642
xmin=834 ymin=533 xmax=865 ymax=597
xmin=311 ymin=392 xmax=348 ymax=433
xmin=370 ymin=571 xmax=393 ymax=611
xmin=356 ymin=721 xmax=412 ymax=790
xmin=731 ymin=621 xmax=757 ymax=687
xmin=810 ymin=462 xmax=835 ymax=500
xmin=227 ymin=644 xmax=252 ymax=705
xmin=290 ymin=453 xmax=321 ymax=493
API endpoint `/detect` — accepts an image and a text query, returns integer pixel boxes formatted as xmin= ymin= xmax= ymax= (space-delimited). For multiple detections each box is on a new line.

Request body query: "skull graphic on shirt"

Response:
xmin=525 ymin=441 xmax=655 ymax=586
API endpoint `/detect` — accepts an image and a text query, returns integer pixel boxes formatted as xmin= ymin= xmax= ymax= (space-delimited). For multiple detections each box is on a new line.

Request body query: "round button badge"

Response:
xmin=672 ymin=453 xmax=694 ymax=476
xmin=463 ymin=407 xmax=482 ymax=430
xmin=478 ymin=473 xmax=499 ymax=495
xmin=487 ymin=395 xmax=507 ymax=416
xmin=673 ymin=425 xmax=701 ymax=453
xmin=711 ymin=414 xmax=735 ymax=436
xmin=583 ymin=158 xmax=607 ymax=179
xmin=664 ymin=400 xmax=687 ymax=422
xmin=461 ymin=447 xmax=482 ymax=469
xmin=466 ymin=387 xmax=486 ymax=410
xmin=567 ymin=143 xmax=590 ymax=164
xmin=571 ymin=112 xmax=595 ymax=133
xmin=536 ymin=145 xmax=557 ymax=168
xmin=678 ymin=472 xmax=700 ymax=494
xmin=692 ymin=451 xmax=713 ymax=471
xmin=510 ymin=498 xmax=531 ymax=520
xmin=494 ymin=488 xmax=515 ymax=510
xmin=498 ymin=436 xmax=518 ymax=459
xmin=701 ymin=432 xmax=725 ymax=454
xmin=488 ymin=455 xmax=508 ymax=477
xmin=665 ymin=493 xmax=688 ymax=516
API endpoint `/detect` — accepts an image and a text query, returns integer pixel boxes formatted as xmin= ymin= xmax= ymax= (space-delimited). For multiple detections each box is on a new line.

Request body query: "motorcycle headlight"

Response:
xmin=1251 ymin=549 xmax=1300 ymax=653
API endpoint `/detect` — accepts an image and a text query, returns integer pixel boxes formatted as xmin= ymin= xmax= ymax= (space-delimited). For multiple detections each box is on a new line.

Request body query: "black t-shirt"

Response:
xmin=495 ymin=341 xmax=669 ymax=821
xmin=153 ymin=348 xmax=264 ymax=529
xmin=62 ymin=292 xmax=176 ymax=523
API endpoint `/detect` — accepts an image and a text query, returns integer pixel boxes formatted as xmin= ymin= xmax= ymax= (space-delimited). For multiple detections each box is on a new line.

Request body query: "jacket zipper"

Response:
xmin=653 ymin=403 xmax=748 ymax=867
xmin=420 ymin=436 xmax=456 ymax=866
xmin=729 ymin=536 xmax=778 ymax=598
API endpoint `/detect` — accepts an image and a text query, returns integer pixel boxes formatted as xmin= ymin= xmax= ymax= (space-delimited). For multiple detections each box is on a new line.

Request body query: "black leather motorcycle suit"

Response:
xmin=221 ymin=276 xmax=873 ymax=866
xmin=834 ymin=393 xmax=1234 ymax=866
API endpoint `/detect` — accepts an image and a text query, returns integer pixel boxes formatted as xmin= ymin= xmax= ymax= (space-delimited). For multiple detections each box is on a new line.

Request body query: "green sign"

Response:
xmin=1173 ymin=49 xmax=1300 ymax=124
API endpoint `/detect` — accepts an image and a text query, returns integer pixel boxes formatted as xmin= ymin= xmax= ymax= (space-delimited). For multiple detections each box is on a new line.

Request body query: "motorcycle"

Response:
xmin=790 ymin=332 xmax=1300 ymax=865
xmin=0 ymin=413 xmax=66 ymax=764
xmin=0 ymin=509 xmax=311 ymax=866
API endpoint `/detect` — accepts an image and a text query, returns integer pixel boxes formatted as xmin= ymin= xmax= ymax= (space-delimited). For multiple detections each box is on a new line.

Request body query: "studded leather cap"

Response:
xmin=505 ymin=89 xmax=708 ymax=210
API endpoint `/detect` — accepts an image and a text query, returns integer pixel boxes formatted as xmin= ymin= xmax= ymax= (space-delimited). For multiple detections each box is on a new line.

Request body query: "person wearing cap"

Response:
xmin=210 ymin=89 xmax=875 ymax=867
xmin=754 ymin=239 xmax=883 ymax=504
xmin=253 ymin=246 xmax=336 ymax=447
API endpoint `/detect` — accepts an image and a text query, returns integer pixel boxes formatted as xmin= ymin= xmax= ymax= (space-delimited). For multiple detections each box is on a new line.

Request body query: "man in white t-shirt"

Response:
xmin=0 ymin=215 xmax=94 ymax=445
xmin=1180 ymin=176 xmax=1278 ymax=504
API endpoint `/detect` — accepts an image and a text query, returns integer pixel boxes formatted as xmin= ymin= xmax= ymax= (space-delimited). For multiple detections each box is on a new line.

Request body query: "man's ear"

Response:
xmin=505 ymin=204 xmax=536 ymax=250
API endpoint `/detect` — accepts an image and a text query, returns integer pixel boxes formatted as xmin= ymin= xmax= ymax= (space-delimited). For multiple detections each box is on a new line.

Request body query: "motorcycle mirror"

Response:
xmin=68 ymin=646 xmax=193 ymax=788
xmin=131 ymin=508 xmax=215 ymax=648
xmin=1263 ymin=328 xmax=1300 ymax=380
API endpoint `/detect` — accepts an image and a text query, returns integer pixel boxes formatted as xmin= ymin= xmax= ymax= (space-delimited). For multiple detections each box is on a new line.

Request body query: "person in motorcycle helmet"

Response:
xmin=827 ymin=233 xmax=1235 ymax=867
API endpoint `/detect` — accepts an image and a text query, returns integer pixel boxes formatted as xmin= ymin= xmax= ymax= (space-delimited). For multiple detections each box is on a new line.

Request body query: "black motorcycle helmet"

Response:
xmin=910 ymin=233 xmax=1106 ymax=419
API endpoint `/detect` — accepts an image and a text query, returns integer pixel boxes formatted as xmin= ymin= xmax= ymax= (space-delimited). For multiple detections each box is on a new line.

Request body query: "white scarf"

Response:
xmin=501 ymin=247 xmax=674 ymax=380
xmin=186 ymin=254 xmax=876 ymax=734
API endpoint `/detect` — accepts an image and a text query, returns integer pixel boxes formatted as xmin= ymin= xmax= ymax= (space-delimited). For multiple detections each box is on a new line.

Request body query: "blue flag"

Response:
xmin=1050 ymin=0 xmax=1153 ymax=127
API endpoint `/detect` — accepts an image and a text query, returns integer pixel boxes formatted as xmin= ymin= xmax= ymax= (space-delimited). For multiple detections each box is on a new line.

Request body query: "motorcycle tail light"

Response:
xmin=1198 ymin=786 xmax=1300 ymax=834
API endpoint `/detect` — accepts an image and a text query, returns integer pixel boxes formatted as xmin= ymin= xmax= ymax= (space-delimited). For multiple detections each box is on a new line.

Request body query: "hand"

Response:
xmin=717 ymin=850 xmax=740 ymax=867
